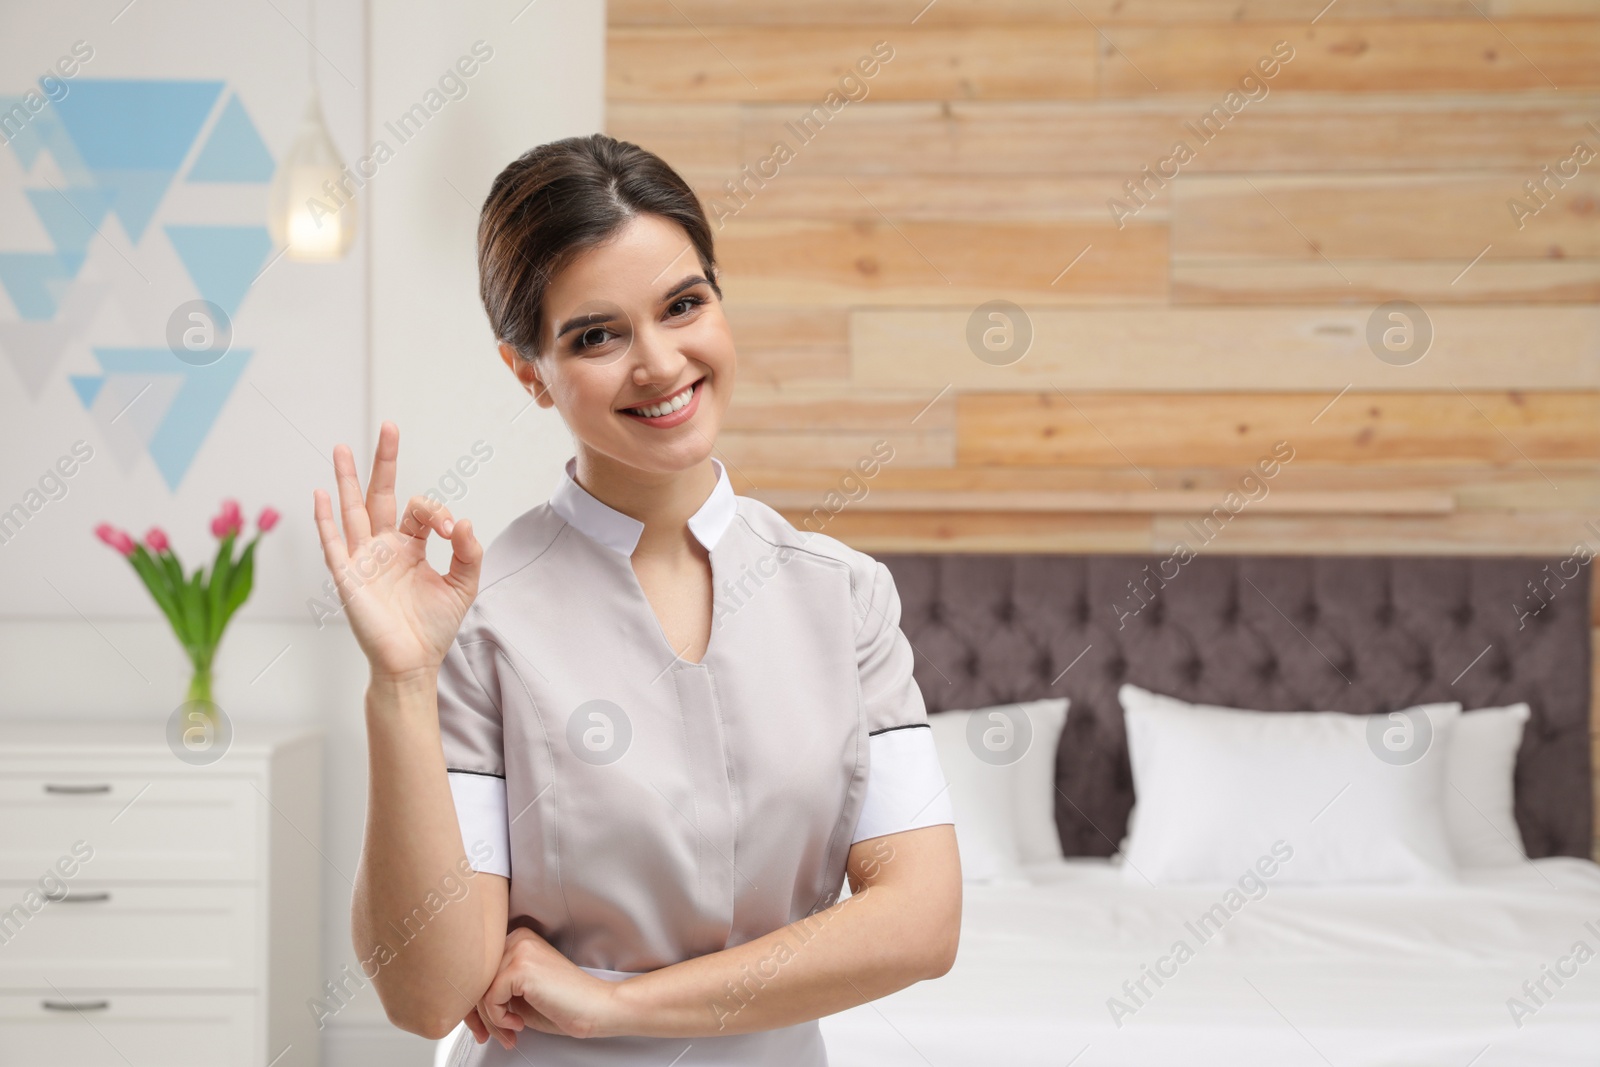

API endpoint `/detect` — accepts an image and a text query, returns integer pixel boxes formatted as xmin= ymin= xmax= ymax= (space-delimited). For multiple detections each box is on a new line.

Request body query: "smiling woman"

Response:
xmin=314 ymin=132 xmax=960 ymax=1067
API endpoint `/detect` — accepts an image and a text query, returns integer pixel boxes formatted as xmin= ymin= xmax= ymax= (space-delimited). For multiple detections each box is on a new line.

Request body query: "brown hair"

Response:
xmin=476 ymin=133 xmax=723 ymax=361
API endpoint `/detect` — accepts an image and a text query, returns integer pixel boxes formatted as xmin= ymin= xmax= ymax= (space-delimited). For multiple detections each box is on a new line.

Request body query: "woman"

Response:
xmin=313 ymin=133 xmax=961 ymax=1065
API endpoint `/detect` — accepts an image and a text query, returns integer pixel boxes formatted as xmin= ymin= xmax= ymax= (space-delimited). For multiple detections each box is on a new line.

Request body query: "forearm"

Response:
xmin=611 ymin=879 xmax=947 ymax=1038
xmin=352 ymin=670 xmax=496 ymax=1037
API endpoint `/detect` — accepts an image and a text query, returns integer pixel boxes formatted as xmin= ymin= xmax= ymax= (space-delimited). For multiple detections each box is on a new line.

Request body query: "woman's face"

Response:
xmin=500 ymin=213 xmax=735 ymax=477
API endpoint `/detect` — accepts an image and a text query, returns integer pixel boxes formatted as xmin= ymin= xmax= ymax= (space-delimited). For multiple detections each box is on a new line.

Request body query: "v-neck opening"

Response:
xmin=626 ymin=544 xmax=717 ymax=669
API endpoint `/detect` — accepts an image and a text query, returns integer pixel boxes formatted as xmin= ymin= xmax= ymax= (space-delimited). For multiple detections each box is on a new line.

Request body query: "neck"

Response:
xmin=572 ymin=449 xmax=717 ymax=559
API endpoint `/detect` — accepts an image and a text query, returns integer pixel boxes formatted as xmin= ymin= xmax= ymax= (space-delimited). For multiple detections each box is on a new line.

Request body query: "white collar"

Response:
xmin=550 ymin=455 xmax=737 ymax=556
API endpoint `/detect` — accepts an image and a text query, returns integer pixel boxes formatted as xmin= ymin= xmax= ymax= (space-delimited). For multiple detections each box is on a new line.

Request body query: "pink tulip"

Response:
xmin=211 ymin=502 xmax=243 ymax=538
xmin=257 ymin=506 xmax=280 ymax=533
xmin=95 ymin=523 xmax=135 ymax=556
xmin=145 ymin=527 xmax=170 ymax=553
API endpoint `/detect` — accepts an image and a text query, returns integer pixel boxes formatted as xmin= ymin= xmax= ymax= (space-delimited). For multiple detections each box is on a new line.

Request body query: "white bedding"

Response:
xmin=820 ymin=857 xmax=1600 ymax=1066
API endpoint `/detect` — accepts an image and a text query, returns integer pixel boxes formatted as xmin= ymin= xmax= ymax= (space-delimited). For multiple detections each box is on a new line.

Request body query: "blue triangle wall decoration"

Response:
xmin=188 ymin=94 xmax=275 ymax=183
xmin=164 ymin=225 xmax=273 ymax=318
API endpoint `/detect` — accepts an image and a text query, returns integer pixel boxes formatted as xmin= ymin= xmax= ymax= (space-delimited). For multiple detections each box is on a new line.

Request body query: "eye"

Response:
xmin=667 ymin=294 xmax=705 ymax=318
xmin=573 ymin=325 xmax=616 ymax=353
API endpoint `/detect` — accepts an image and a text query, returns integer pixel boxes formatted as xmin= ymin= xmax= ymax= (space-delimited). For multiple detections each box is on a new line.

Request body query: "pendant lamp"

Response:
xmin=268 ymin=0 xmax=354 ymax=261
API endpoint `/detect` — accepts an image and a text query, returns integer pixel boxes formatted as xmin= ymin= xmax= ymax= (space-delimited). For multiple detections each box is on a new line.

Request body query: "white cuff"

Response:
xmin=447 ymin=771 xmax=511 ymax=878
xmin=852 ymin=725 xmax=955 ymax=843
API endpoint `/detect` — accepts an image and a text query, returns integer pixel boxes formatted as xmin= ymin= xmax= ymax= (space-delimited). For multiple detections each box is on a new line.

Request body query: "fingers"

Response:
xmin=444 ymin=518 xmax=483 ymax=601
xmin=462 ymin=1007 xmax=488 ymax=1043
xmin=479 ymin=954 xmax=532 ymax=1035
xmin=509 ymin=995 xmax=560 ymax=1034
xmin=480 ymin=981 xmax=516 ymax=1034
xmin=473 ymin=1003 xmax=517 ymax=1051
xmin=311 ymin=488 xmax=350 ymax=576
xmin=397 ymin=493 xmax=454 ymax=546
xmin=332 ymin=443 xmax=373 ymax=549
xmin=367 ymin=421 xmax=399 ymax=533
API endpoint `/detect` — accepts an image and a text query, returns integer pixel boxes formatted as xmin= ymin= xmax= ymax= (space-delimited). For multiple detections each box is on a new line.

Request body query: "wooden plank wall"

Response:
xmin=605 ymin=0 xmax=1600 ymax=855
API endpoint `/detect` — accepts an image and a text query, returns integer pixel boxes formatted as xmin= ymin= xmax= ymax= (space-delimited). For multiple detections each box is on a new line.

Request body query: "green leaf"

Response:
xmin=218 ymin=538 xmax=257 ymax=634
xmin=128 ymin=545 xmax=186 ymax=646
xmin=180 ymin=566 xmax=209 ymax=661
xmin=158 ymin=550 xmax=184 ymax=594
xmin=206 ymin=532 xmax=235 ymax=647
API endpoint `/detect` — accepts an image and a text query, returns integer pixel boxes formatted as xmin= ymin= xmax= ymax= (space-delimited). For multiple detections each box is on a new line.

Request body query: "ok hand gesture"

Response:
xmin=312 ymin=421 xmax=483 ymax=682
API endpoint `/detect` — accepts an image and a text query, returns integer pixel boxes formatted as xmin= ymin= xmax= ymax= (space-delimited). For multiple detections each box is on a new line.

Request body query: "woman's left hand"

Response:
xmin=477 ymin=927 xmax=625 ymax=1044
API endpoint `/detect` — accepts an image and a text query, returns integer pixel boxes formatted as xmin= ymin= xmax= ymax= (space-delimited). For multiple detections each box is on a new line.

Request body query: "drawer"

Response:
xmin=0 ymin=993 xmax=257 ymax=1066
xmin=0 ymin=777 xmax=259 ymax=881
xmin=0 ymin=885 xmax=258 ymax=990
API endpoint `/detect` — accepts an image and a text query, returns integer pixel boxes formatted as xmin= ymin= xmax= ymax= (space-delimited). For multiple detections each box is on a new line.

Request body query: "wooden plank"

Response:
xmin=957 ymin=391 xmax=1600 ymax=467
xmin=851 ymin=307 xmax=1600 ymax=391
xmin=715 ymin=430 xmax=954 ymax=468
xmin=683 ymin=172 xmax=1170 ymax=224
xmin=725 ymin=387 xmax=955 ymax=430
xmin=607 ymin=27 xmax=1095 ymax=102
xmin=726 ymin=463 xmax=1600 ymax=496
xmin=1150 ymin=511 xmax=1600 ymax=554
xmin=608 ymin=0 xmax=1579 ymax=25
xmin=1173 ymin=173 xmax=1600 ymax=260
xmin=724 ymin=305 xmax=850 ymax=349
xmin=1173 ymin=259 xmax=1600 ymax=305
xmin=604 ymin=104 xmax=743 ymax=170
xmin=751 ymin=486 xmax=1453 ymax=514
xmin=1102 ymin=21 xmax=1600 ymax=95
xmin=737 ymin=96 xmax=1600 ymax=175
xmin=1455 ymin=478 xmax=1600 ymax=512
xmin=733 ymin=464 xmax=1600 ymax=511
xmin=722 ymin=306 xmax=852 ymax=383
xmin=716 ymin=218 xmax=1168 ymax=305
xmin=784 ymin=510 xmax=1156 ymax=553
xmin=781 ymin=509 xmax=1597 ymax=554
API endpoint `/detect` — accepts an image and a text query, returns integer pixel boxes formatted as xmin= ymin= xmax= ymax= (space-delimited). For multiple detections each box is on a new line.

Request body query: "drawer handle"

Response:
xmin=42 ymin=999 xmax=110 ymax=1012
xmin=43 ymin=784 xmax=112 ymax=795
xmin=46 ymin=891 xmax=110 ymax=904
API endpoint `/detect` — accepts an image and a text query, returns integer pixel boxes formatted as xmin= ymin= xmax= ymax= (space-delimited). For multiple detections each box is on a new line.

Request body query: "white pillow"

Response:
xmin=1118 ymin=696 xmax=1534 ymax=869
xmin=928 ymin=698 xmax=1069 ymax=881
xmin=1118 ymin=684 xmax=1461 ymax=885
xmin=1446 ymin=703 xmax=1530 ymax=866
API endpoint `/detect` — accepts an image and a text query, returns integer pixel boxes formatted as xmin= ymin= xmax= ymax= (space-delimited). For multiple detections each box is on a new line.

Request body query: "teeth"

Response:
xmin=626 ymin=381 xmax=695 ymax=418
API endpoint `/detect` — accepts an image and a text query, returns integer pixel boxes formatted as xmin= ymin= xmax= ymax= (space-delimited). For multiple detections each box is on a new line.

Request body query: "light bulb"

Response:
xmin=269 ymin=90 xmax=354 ymax=261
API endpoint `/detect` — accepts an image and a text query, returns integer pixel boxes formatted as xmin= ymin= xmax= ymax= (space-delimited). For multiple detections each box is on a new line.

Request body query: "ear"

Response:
xmin=499 ymin=342 xmax=553 ymax=407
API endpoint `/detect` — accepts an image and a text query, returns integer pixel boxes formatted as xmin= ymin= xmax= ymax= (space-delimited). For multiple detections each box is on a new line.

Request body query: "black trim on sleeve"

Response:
xmin=868 ymin=722 xmax=932 ymax=737
xmin=445 ymin=767 xmax=507 ymax=779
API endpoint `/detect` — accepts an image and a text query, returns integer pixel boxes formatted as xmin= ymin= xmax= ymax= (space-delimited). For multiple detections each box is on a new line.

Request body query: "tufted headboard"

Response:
xmin=878 ymin=553 xmax=1593 ymax=860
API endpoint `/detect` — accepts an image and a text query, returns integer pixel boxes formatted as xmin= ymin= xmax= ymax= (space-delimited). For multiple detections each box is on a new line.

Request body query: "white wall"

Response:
xmin=326 ymin=0 xmax=605 ymax=1059
xmin=0 ymin=0 xmax=603 ymax=1063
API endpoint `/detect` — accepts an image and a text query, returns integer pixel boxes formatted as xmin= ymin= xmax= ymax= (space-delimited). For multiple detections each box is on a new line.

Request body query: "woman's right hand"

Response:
xmin=312 ymin=420 xmax=483 ymax=683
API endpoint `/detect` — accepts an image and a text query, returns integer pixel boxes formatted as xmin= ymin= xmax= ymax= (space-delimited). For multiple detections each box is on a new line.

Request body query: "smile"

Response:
xmin=620 ymin=377 xmax=703 ymax=420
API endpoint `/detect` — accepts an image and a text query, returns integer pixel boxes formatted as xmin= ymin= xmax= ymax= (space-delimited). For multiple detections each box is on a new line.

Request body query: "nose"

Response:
xmin=629 ymin=319 xmax=688 ymax=388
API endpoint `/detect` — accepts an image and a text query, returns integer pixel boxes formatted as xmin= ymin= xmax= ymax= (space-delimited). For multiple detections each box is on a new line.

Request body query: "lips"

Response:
xmin=620 ymin=376 xmax=703 ymax=417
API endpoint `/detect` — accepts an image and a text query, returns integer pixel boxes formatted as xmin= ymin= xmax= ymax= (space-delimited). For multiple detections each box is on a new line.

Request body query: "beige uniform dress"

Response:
xmin=438 ymin=456 xmax=955 ymax=1066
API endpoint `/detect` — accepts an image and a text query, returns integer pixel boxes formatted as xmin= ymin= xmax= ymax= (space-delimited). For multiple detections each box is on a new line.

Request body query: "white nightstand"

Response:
xmin=0 ymin=719 xmax=323 ymax=1066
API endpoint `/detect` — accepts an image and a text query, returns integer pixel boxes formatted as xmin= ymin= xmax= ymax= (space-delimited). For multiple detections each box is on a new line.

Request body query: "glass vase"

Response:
xmin=186 ymin=663 xmax=217 ymax=718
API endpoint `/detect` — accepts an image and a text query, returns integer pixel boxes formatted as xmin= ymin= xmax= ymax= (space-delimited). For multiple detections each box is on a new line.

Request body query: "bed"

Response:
xmin=818 ymin=553 xmax=1600 ymax=1066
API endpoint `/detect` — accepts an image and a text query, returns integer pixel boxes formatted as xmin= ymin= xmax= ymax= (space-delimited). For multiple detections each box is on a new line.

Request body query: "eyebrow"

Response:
xmin=554 ymin=275 xmax=710 ymax=340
